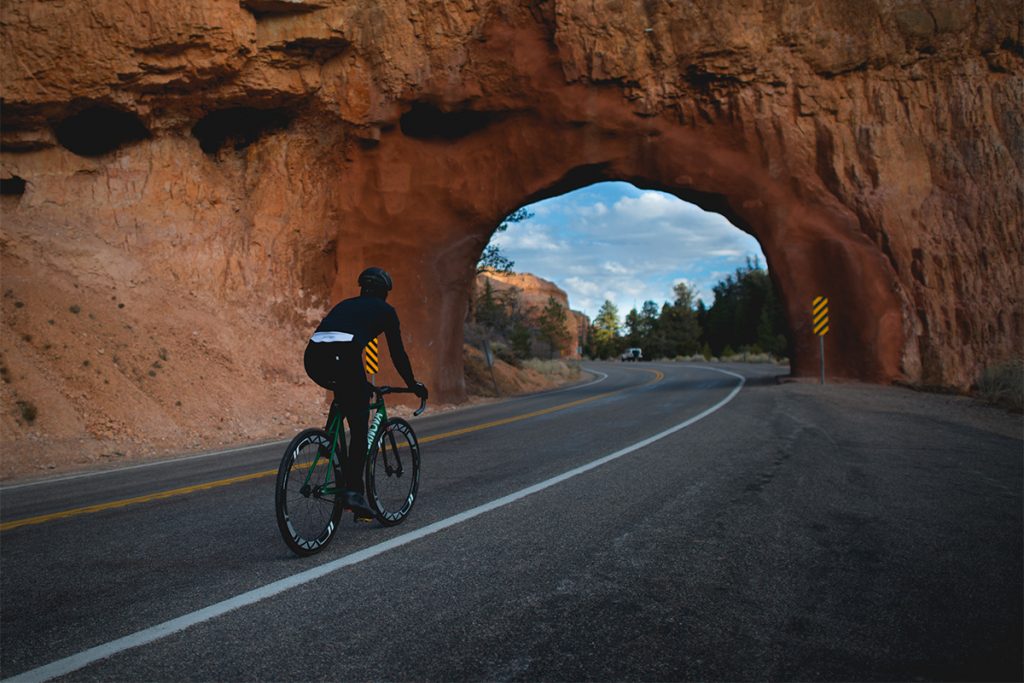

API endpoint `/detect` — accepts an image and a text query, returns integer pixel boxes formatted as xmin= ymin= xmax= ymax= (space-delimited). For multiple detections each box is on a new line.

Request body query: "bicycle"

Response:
xmin=275 ymin=385 xmax=427 ymax=556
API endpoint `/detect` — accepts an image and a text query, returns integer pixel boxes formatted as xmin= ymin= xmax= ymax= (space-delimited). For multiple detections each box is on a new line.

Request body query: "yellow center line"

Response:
xmin=1 ymin=368 xmax=665 ymax=532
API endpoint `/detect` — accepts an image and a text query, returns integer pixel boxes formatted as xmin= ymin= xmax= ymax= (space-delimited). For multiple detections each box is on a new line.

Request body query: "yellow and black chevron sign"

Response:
xmin=364 ymin=337 xmax=380 ymax=375
xmin=812 ymin=296 xmax=830 ymax=336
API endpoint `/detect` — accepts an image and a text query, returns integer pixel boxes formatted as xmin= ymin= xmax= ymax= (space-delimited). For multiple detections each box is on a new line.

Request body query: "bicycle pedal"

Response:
xmin=353 ymin=515 xmax=375 ymax=524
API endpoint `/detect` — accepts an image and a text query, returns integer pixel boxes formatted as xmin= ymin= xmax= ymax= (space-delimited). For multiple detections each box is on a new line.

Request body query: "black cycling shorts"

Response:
xmin=303 ymin=341 xmax=370 ymax=402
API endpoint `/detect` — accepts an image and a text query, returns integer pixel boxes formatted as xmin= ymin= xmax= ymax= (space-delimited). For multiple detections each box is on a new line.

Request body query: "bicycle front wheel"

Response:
xmin=275 ymin=428 xmax=344 ymax=556
xmin=366 ymin=418 xmax=420 ymax=526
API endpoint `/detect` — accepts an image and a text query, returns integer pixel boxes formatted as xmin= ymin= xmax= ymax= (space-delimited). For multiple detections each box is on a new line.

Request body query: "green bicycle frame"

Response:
xmin=301 ymin=397 xmax=388 ymax=496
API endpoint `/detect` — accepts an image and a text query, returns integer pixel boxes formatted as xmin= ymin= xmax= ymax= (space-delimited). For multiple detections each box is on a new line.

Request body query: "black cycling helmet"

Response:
xmin=358 ymin=266 xmax=393 ymax=297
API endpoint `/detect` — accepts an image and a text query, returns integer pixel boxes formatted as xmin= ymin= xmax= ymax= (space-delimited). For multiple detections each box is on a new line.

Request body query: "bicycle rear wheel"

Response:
xmin=275 ymin=428 xmax=344 ymax=556
xmin=366 ymin=418 xmax=420 ymax=526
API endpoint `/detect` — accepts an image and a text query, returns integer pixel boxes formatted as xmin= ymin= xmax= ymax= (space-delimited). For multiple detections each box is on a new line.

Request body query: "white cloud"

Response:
xmin=602 ymin=261 xmax=630 ymax=275
xmin=564 ymin=276 xmax=601 ymax=297
xmin=492 ymin=223 xmax=566 ymax=252
xmin=612 ymin=191 xmax=684 ymax=220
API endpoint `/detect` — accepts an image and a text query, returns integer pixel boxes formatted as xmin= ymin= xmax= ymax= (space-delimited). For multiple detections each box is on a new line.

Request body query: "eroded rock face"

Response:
xmin=1 ymin=1 xmax=1021 ymax=441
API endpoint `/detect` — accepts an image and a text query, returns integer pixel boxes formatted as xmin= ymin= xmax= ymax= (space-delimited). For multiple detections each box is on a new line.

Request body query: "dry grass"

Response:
xmin=653 ymin=353 xmax=786 ymax=364
xmin=521 ymin=358 xmax=581 ymax=380
xmin=976 ymin=360 xmax=1023 ymax=412
xmin=464 ymin=346 xmax=580 ymax=399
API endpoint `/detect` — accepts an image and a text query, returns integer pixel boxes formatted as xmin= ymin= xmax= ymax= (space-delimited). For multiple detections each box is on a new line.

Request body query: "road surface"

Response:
xmin=1 ymin=362 xmax=1021 ymax=681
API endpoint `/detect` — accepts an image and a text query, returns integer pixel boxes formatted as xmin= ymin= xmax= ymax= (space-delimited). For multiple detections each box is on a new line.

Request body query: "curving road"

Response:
xmin=1 ymin=362 xmax=1021 ymax=681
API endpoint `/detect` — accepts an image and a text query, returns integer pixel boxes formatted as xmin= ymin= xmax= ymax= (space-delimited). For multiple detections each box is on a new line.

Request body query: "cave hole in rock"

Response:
xmin=1 ymin=176 xmax=27 ymax=196
xmin=240 ymin=0 xmax=322 ymax=19
xmin=400 ymin=102 xmax=502 ymax=140
xmin=477 ymin=181 xmax=792 ymax=362
xmin=53 ymin=106 xmax=149 ymax=157
xmin=191 ymin=107 xmax=294 ymax=154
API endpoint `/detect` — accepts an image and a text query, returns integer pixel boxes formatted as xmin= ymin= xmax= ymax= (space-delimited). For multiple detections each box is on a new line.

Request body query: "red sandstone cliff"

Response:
xmin=475 ymin=270 xmax=580 ymax=358
xmin=1 ymin=1 xmax=1021 ymax=474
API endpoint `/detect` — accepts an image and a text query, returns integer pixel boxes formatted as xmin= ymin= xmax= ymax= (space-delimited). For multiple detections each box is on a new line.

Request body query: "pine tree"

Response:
xmin=624 ymin=307 xmax=642 ymax=347
xmin=591 ymin=300 xmax=620 ymax=359
xmin=702 ymin=258 xmax=790 ymax=358
xmin=475 ymin=279 xmax=502 ymax=329
xmin=654 ymin=282 xmax=700 ymax=358
xmin=537 ymin=296 xmax=571 ymax=358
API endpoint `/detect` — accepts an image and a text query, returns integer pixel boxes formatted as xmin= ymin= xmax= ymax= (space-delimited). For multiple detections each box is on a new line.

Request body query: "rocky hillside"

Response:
xmin=474 ymin=270 xmax=583 ymax=358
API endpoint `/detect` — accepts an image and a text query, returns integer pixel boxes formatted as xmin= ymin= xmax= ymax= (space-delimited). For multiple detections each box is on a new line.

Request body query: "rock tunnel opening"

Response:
xmin=476 ymin=181 xmax=792 ymax=363
xmin=330 ymin=105 xmax=911 ymax=401
xmin=52 ymin=105 xmax=149 ymax=157
xmin=191 ymin=107 xmax=294 ymax=154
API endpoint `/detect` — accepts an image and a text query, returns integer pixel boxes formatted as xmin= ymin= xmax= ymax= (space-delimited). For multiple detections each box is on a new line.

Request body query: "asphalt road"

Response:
xmin=1 ymin=362 xmax=1021 ymax=681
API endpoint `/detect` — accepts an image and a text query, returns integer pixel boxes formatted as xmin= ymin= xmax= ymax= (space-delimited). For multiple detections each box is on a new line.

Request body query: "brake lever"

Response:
xmin=413 ymin=397 xmax=427 ymax=417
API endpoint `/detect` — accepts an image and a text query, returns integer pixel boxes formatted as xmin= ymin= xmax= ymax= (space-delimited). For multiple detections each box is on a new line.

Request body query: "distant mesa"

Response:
xmin=475 ymin=270 xmax=586 ymax=359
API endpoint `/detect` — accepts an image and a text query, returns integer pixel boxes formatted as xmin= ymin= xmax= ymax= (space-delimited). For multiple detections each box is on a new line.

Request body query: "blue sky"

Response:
xmin=491 ymin=181 xmax=766 ymax=322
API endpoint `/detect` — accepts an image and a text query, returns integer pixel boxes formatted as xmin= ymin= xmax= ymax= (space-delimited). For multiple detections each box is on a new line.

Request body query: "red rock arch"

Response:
xmin=331 ymin=105 xmax=906 ymax=400
xmin=1 ymin=0 xmax=1019 ymax=411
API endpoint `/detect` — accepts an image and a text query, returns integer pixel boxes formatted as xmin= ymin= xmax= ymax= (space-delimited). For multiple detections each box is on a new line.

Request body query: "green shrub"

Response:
xmin=492 ymin=342 xmax=521 ymax=368
xmin=17 ymin=400 xmax=37 ymax=424
xmin=977 ymin=360 xmax=1023 ymax=412
xmin=736 ymin=352 xmax=774 ymax=363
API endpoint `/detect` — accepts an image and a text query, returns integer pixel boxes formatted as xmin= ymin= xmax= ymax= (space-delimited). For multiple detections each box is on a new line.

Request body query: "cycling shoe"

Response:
xmin=343 ymin=490 xmax=375 ymax=523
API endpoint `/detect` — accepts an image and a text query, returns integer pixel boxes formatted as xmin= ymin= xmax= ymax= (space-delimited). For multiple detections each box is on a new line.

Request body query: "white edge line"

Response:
xmin=3 ymin=366 xmax=743 ymax=683
xmin=0 ymin=370 xmax=611 ymax=494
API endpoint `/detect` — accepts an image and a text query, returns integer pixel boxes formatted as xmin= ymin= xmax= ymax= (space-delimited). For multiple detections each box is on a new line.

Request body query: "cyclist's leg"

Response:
xmin=332 ymin=350 xmax=373 ymax=516
xmin=339 ymin=397 xmax=374 ymax=521
xmin=303 ymin=339 xmax=339 ymax=393
xmin=342 ymin=401 xmax=370 ymax=494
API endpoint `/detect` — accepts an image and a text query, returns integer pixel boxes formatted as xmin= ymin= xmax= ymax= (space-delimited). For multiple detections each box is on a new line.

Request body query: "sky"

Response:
xmin=489 ymin=181 xmax=767 ymax=322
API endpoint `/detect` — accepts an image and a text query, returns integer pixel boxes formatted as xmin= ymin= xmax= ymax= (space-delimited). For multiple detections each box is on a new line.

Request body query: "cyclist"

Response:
xmin=303 ymin=266 xmax=428 ymax=521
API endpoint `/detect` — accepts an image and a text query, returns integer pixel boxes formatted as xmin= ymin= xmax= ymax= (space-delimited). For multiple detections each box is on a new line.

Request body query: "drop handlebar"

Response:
xmin=370 ymin=385 xmax=428 ymax=417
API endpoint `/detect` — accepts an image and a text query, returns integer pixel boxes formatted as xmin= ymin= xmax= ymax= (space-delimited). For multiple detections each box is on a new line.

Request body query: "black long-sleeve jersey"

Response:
xmin=312 ymin=295 xmax=416 ymax=386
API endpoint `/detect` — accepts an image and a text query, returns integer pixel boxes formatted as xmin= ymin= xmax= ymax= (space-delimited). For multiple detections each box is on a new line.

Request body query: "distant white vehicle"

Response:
xmin=620 ymin=347 xmax=643 ymax=362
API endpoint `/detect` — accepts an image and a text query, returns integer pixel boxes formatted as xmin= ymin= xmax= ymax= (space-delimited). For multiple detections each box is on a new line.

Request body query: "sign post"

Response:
xmin=812 ymin=296 xmax=829 ymax=384
xmin=482 ymin=338 xmax=500 ymax=395
xmin=364 ymin=337 xmax=379 ymax=384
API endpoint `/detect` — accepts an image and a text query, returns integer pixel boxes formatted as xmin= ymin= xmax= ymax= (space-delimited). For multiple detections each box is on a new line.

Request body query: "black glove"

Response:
xmin=411 ymin=381 xmax=429 ymax=400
